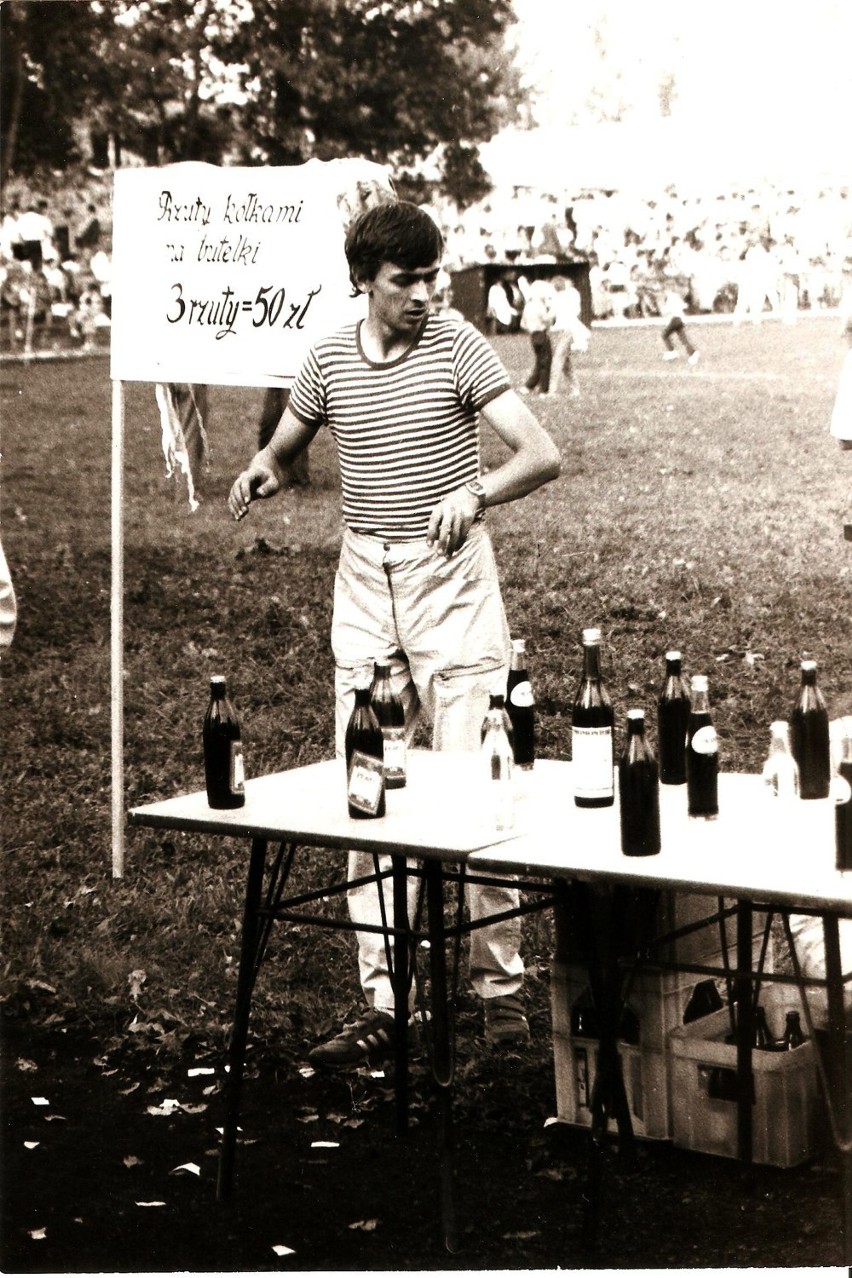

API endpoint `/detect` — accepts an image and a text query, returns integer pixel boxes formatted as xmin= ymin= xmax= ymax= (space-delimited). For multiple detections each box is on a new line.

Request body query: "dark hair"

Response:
xmin=345 ymin=201 xmax=444 ymax=291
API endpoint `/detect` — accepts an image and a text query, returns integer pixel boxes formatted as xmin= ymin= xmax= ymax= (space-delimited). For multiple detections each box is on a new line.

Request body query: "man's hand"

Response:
xmin=426 ymin=486 xmax=481 ymax=556
xmin=228 ymin=460 xmax=282 ymax=521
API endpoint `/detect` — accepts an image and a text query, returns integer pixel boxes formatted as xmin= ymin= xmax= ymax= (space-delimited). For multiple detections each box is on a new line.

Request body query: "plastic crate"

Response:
xmin=669 ymin=1003 xmax=821 ymax=1167
xmin=551 ymin=961 xmax=698 ymax=1140
xmin=550 ymin=933 xmax=774 ymax=1141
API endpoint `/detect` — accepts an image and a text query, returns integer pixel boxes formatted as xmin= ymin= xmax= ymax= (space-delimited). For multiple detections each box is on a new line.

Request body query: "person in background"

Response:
xmin=660 ymin=282 xmax=700 ymax=364
xmin=486 ymin=269 xmax=523 ymax=334
xmin=830 ymin=312 xmax=852 ymax=539
xmin=431 ymin=267 xmax=464 ymax=321
xmin=520 ymin=276 xmax=556 ymax=396
xmin=229 ymin=201 xmax=560 ymax=1066
xmin=550 ymin=276 xmax=589 ymax=397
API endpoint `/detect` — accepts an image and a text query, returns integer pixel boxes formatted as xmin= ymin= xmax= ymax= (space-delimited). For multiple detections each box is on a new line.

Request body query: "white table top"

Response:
xmin=128 ymin=752 xmax=852 ymax=914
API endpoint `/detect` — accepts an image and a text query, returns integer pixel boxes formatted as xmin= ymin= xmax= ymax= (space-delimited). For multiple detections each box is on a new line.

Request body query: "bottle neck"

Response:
xmin=210 ymin=680 xmax=227 ymax=701
xmin=354 ymin=686 xmax=371 ymax=706
xmin=665 ymin=659 xmax=682 ymax=677
xmin=582 ymin=643 xmax=602 ymax=680
xmin=691 ymin=690 xmax=710 ymax=714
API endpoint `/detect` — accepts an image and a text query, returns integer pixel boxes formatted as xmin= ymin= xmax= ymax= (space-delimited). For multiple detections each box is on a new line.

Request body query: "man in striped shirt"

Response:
xmin=229 ymin=202 xmax=560 ymax=1066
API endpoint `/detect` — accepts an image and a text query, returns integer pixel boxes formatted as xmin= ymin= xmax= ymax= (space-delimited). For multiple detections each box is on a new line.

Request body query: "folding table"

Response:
xmin=128 ymin=750 xmax=852 ymax=1260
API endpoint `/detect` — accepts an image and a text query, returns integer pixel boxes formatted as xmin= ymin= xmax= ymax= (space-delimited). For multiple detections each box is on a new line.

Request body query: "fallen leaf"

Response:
xmin=123 ymin=1155 xmax=143 ymax=1168
xmin=310 ymin=1141 xmax=340 ymax=1149
xmin=29 ymin=1228 xmax=46 ymax=1240
xmin=16 ymin=1058 xmax=38 ymax=1072
xmin=187 ymin=1067 xmax=215 ymax=1077
xmin=146 ymin=1099 xmax=181 ymax=1117
xmin=135 ymin=1201 xmax=166 ymax=1208
xmin=24 ymin=1141 xmax=39 ymax=1150
xmin=503 ymin=1230 xmax=540 ymax=1241
xmin=348 ymin=1219 xmax=379 ymax=1232
xmin=31 ymin=1096 xmax=50 ymax=1107
xmin=272 ymin=1244 xmax=296 ymax=1256
xmin=128 ymin=969 xmax=147 ymax=999
xmin=119 ymin=1083 xmax=140 ymax=1096
xmin=170 ymin=1162 xmax=201 ymax=1176
xmin=180 ymin=1102 xmax=208 ymax=1114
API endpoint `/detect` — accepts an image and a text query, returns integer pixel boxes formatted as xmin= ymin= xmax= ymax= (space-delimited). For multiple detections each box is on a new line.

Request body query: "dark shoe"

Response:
xmin=483 ymin=993 xmax=530 ymax=1046
xmin=308 ymin=1008 xmax=419 ymax=1069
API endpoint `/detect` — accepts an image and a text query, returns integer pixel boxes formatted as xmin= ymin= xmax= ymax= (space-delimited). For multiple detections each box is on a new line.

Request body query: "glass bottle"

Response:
xmin=789 ymin=659 xmax=831 ymax=799
xmin=480 ymin=692 xmax=514 ymax=751
xmin=506 ymin=638 xmax=535 ymax=770
xmin=782 ymin=1010 xmax=806 ymax=1049
xmin=572 ymin=627 xmax=614 ymax=808
xmin=481 ymin=700 xmax=514 ymax=831
xmin=370 ymin=661 xmax=406 ymax=789
xmin=203 ymin=676 xmax=245 ymax=809
xmin=618 ymin=709 xmax=661 ymax=857
xmin=345 ymin=683 xmax=386 ymax=819
xmin=657 ymin=649 xmax=691 ymax=785
xmin=761 ymin=720 xmax=800 ymax=800
xmin=685 ymin=674 xmax=719 ymax=819
xmin=754 ymin=1005 xmax=774 ymax=1051
xmin=835 ymin=716 xmax=852 ymax=871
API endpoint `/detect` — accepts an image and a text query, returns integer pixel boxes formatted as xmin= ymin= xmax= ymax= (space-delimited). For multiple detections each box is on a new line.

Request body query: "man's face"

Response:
xmin=362 ymin=259 xmax=441 ymax=335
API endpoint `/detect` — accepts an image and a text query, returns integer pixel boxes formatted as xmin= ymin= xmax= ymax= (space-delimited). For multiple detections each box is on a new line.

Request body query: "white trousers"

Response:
xmin=332 ymin=525 xmax=524 ymax=1014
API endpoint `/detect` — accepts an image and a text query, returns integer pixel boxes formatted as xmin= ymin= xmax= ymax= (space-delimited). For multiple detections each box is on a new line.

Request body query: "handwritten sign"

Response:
xmin=110 ymin=160 xmax=392 ymax=387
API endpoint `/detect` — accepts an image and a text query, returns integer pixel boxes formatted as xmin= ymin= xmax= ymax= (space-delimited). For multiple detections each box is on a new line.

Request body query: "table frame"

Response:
xmin=128 ymin=755 xmax=852 ymax=1261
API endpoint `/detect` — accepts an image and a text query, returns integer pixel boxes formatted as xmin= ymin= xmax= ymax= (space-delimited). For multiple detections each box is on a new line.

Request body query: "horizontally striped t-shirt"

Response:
xmin=288 ymin=315 xmax=511 ymax=540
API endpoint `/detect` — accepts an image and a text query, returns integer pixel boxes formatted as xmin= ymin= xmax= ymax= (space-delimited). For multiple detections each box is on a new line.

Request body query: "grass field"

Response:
xmin=1 ymin=314 xmax=850 ymax=1049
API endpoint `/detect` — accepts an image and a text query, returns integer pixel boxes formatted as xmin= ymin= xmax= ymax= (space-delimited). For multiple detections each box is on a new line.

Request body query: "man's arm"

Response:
xmin=228 ymin=405 xmax=319 ymax=521
xmin=426 ymin=388 xmax=561 ymax=555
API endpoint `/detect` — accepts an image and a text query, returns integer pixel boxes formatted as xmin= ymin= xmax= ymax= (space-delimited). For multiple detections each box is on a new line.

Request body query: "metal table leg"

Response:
xmin=217 ymin=836 xmax=268 ymax=1202
xmin=424 ymin=857 xmax=458 ymax=1254
xmin=734 ymin=900 xmax=754 ymax=1168
xmin=391 ymin=851 xmax=410 ymax=1136
xmin=823 ymin=911 xmax=852 ymax=1264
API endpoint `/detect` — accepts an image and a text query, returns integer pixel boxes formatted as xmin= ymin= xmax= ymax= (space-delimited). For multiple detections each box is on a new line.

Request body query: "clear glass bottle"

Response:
xmin=789 ymin=659 xmax=831 ymax=799
xmin=685 ymin=674 xmax=718 ymax=819
xmin=761 ymin=720 xmax=800 ymax=800
xmin=618 ymin=709 xmax=661 ymax=856
xmin=370 ymin=661 xmax=406 ymax=789
xmin=835 ymin=715 xmax=852 ymax=871
xmin=657 ymin=649 xmax=691 ymax=785
xmin=481 ymin=699 xmax=514 ymax=831
xmin=572 ymin=627 xmax=614 ymax=808
xmin=203 ymin=676 xmax=245 ymax=809
xmin=506 ymin=638 xmax=535 ymax=770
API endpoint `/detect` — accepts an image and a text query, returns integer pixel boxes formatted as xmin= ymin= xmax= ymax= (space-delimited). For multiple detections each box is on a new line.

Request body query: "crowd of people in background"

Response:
xmin=427 ymin=178 xmax=852 ymax=323
xmin=2 ymin=171 xmax=851 ymax=357
xmin=0 ymin=170 xmax=113 ymax=353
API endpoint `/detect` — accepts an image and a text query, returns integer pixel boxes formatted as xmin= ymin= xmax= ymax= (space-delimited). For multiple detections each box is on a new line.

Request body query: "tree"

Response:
xmin=2 ymin=0 xmax=522 ymax=207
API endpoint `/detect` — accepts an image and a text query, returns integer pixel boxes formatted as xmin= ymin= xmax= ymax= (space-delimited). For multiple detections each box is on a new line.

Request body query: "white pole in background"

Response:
xmin=111 ymin=379 xmax=125 ymax=879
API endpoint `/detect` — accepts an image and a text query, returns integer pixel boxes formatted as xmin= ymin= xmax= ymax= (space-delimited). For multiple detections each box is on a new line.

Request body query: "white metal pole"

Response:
xmin=111 ymin=379 xmax=125 ymax=878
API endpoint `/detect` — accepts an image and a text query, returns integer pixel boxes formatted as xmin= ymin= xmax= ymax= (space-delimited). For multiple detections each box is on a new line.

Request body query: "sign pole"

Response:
xmin=111 ymin=378 xmax=125 ymax=879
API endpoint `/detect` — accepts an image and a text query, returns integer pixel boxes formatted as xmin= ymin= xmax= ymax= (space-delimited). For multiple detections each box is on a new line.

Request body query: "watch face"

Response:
xmin=467 ymin=480 xmax=485 ymax=501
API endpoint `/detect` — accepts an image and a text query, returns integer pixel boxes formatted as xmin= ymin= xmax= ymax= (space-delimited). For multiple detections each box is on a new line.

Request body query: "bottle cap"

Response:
xmin=374 ymin=660 xmax=392 ymax=675
xmin=582 ymin=627 xmax=602 ymax=644
xmin=665 ymin=649 xmax=682 ymax=662
xmin=489 ymin=692 xmax=506 ymax=707
xmin=800 ymin=659 xmax=817 ymax=673
xmin=626 ymin=708 xmax=646 ymax=726
xmin=690 ymin=674 xmax=708 ymax=692
xmin=210 ymin=675 xmax=226 ymax=688
xmin=511 ymin=638 xmax=526 ymax=654
xmin=770 ymin=719 xmax=790 ymax=736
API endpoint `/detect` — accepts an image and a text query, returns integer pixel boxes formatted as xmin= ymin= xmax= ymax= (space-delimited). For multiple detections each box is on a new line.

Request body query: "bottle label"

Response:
xmin=509 ymin=680 xmax=534 ymax=708
xmin=381 ymin=727 xmax=407 ymax=781
xmin=572 ymin=726 xmax=614 ymax=799
xmin=576 ymin=1047 xmax=590 ymax=1109
xmin=834 ymin=775 xmax=852 ymax=805
xmin=230 ymin=742 xmax=245 ymax=795
xmin=690 ymin=725 xmax=718 ymax=755
xmin=348 ymin=751 xmax=384 ymax=816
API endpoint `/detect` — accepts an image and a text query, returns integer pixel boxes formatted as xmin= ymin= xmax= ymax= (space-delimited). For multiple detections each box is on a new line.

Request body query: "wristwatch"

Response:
xmin=464 ymin=478 xmax=487 ymax=512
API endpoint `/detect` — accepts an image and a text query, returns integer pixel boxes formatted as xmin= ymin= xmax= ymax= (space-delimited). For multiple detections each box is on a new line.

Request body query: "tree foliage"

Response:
xmin=1 ymin=0 xmax=523 ymax=206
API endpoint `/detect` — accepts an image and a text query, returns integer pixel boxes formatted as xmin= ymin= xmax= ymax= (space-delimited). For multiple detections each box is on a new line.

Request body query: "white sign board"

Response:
xmin=110 ymin=160 xmax=390 ymax=387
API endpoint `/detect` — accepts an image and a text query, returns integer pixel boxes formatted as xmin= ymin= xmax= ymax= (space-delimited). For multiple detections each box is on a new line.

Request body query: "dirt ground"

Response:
xmin=1 ymin=1001 xmax=846 ymax=1274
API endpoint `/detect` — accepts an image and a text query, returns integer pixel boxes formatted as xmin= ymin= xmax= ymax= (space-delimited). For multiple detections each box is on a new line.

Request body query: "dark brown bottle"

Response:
xmin=345 ymin=684 xmax=386 ymax=819
xmin=618 ymin=709 xmax=661 ymax=856
xmin=370 ymin=661 xmax=406 ymax=789
xmin=657 ymin=650 xmax=691 ymax=785
xmin=836 ymin=716 xmax=852 ymax=871
xmin=782 ymin=1010 xmax=806 ymax=1049
xmin=686 ymin=674 xmax=718 ymax=819
xmin=789 ymin=659 xmax=831 ymax=799
xmin=203 ymin=676 xmax=245 ymax=809
xmin=506 ymin=638 xmax=535 ymax=770
xmin=572 ymin=627 xmax=614 ymax=808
